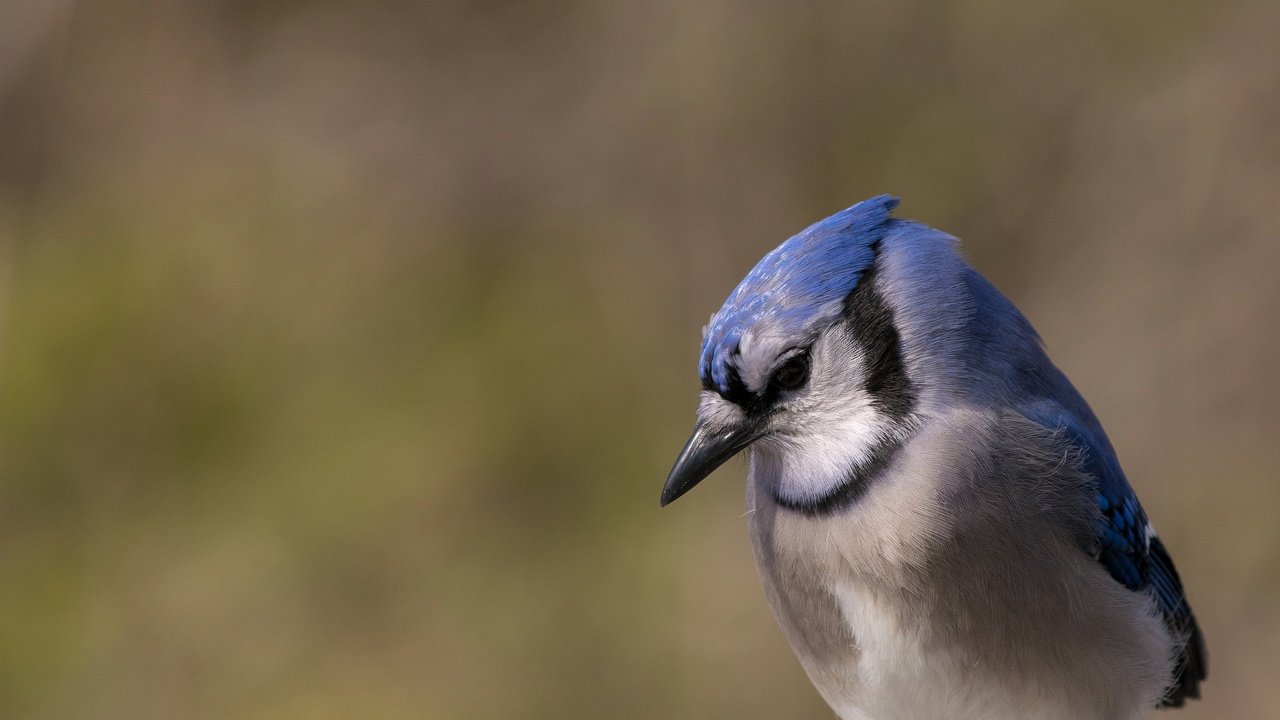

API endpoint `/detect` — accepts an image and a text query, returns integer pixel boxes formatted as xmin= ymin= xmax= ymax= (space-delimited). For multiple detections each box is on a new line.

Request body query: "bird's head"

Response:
xmin=662 ymin=195 xmax=966 ymax=512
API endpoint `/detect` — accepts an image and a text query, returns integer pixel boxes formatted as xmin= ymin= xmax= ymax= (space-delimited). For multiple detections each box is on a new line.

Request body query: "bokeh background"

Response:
xmin=1 ymin=1 xmax=1277 ymax=718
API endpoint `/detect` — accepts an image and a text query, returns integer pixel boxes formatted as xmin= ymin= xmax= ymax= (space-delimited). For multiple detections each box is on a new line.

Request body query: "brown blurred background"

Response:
xmin=0 ymin=1 xmax=1277 ymax=718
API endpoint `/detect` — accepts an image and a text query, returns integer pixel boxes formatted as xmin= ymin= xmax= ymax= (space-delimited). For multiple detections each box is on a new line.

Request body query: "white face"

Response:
xmin=697 ymin=322 xmax=909 ymax=506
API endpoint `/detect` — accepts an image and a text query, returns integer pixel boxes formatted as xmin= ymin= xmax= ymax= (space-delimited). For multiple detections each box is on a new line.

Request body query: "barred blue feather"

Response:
xmin=1028 ymin=407 xmax=1207 ymax=706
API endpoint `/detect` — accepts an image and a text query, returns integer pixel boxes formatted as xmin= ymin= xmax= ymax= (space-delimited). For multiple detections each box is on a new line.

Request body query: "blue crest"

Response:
xmin=700 ymin=195 xmax=900 ymax=392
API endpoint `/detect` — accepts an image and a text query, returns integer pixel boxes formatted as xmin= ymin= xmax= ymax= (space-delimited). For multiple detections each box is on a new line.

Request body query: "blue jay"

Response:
xmin=661 ymin=196 xmax=1206 ymax=720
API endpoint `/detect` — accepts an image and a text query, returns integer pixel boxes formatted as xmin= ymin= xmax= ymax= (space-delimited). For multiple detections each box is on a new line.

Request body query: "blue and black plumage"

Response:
xmin=1030 ymin=408 xmax=1207 ymax=706
xmin=662 ymin=196 xmax=1207 ymax=719
xmin=701 ymin=195 xmax=897 ymax=396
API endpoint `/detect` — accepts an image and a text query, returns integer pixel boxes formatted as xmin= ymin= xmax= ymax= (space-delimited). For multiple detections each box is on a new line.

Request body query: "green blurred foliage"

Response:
xmin=0 ymin=1 xmax=1277 ymax=718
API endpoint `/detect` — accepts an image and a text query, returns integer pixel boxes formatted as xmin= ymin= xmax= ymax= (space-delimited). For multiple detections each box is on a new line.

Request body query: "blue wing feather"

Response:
xmin=1026 ymin=406 xmax=1206 ymax=705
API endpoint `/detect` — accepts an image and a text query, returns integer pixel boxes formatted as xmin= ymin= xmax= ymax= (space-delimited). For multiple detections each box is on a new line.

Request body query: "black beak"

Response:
xmin=660 ymin=420 xmax=763 ymax=507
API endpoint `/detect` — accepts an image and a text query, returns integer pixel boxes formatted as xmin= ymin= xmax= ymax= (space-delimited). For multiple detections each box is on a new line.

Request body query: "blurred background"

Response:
xmin=0 ymin=1 xmax=1277 ymax=718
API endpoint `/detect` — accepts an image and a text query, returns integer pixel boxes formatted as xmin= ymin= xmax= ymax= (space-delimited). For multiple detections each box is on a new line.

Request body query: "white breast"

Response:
xmin=830 ymin=581 xmax=1117 ymax=720
xmin=829 ymin=582 xmax=975 ymax=720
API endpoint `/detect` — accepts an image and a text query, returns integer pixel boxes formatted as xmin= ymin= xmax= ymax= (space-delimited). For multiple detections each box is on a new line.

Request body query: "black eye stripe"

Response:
xmin=841 ymin=263 xmax=914 ymax=421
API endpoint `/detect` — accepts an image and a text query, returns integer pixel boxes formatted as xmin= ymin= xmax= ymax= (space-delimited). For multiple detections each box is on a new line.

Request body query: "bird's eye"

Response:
xmin=771 ymin=352 xmax=810 ymax=391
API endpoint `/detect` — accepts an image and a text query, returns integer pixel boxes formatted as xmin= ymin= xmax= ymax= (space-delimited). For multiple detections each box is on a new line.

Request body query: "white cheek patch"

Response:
xmin=762 ymin=396 xmax=899 ymax=505
xmin=750 ymin=328 xmax=913 ymax=506
xmin=706 ymin=321 xmax=913 ymax=507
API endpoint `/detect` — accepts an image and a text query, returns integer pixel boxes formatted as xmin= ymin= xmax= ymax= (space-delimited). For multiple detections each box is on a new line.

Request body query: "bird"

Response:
xmin=660 ymin=195 xmax=1206 ymax=720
